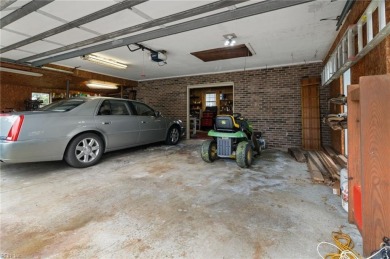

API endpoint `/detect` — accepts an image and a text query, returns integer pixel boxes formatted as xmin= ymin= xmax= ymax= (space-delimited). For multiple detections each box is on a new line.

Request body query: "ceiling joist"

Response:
xmin=0 ymin=0 xmax=55 ymax=29
xmin=0 ymin=0 xmax=17 ymax=12
xmin=31 ymin=0 xmax=315 ymax=67
xmin=0 ymin=0 xmax=148 ymax=54
xmin=19 ymin=0 xmax=249 ymax=63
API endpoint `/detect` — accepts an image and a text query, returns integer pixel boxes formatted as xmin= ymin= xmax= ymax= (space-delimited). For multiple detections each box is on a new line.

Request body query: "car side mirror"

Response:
xmin=154 ymin=111 xmax=161 ymax=117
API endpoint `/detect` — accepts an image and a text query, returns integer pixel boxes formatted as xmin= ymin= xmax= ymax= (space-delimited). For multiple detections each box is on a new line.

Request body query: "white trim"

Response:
xmin=0 ymin=67 xmax=43 ymax=77
xmin=52 ymin=63 xmax=134 ymax=82
xmin=186 ymin=81 xmax=234 ymax=139
xmin=139 ymin=60 xmax=322 ymax=82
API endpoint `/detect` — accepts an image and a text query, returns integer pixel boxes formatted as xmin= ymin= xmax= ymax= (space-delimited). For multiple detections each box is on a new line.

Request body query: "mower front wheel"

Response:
xmin=236 ymin=141 xmax=253 ymax=168
xmin=201 ymin=140 xmax=218 ymax=163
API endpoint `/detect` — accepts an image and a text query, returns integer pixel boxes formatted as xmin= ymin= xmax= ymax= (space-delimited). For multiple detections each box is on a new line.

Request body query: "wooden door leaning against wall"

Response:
xmin=301 ymin=77 xmax=321 ymax=150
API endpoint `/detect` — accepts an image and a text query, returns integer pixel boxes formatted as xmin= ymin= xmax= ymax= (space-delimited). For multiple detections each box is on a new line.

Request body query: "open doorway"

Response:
xmin=186 ymin=82 xmax=234 ymax=139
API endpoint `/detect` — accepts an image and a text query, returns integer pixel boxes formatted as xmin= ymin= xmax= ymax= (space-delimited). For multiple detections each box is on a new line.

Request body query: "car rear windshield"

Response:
xmin=39 ymin=99 xmax=86 ymax=112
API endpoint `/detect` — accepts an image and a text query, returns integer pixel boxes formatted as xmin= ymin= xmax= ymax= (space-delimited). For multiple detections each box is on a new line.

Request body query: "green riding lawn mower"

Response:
xmin=201 ymin=113 xmax=264 ymax=168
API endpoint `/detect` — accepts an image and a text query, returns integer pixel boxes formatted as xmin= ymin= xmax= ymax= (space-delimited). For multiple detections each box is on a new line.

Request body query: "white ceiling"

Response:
xmin=0 ymin=0 xmax=345 ymax=81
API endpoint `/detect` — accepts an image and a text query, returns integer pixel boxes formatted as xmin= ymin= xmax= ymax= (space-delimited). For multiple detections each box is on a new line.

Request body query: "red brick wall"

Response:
xmin=138 ymin=62 xmax=331 ymax=149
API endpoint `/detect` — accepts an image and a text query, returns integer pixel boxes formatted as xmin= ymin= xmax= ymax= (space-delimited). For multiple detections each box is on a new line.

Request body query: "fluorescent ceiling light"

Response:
xmin=0 ymin=67 xmax=43 ymax=77
xmin=86 ymin=81 xmax=118 ymax=90
xmin=81 ymin=54 xmax=127 ymax=69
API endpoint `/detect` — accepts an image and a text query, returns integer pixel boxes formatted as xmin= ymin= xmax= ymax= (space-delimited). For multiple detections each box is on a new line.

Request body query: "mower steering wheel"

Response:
xmin=233 ymin=113 xmax=241 ymax=119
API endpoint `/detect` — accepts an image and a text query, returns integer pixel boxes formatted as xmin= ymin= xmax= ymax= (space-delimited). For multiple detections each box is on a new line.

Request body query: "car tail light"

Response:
xmin=6 ymin=115 xmax=24 ymax=141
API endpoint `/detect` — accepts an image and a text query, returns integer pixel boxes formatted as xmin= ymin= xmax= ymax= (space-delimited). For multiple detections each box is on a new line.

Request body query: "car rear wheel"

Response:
xmin=236 ymin=141 xmax=253 ymax=168
xmin=165 ymin=126 xmax=180 ymax=145
xmin=64 ymin=133 xmax=104 ymax=168
xmin=201 ymin=140 xmax=218 ymax=163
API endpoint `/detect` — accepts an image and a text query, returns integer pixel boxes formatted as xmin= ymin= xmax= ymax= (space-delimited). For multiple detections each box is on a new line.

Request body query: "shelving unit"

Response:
xmin=220 ymin=92 xmax=233 ymax=115
xmin=190 ymin=95 xmax=202 ymax=119
xmin=190 ymin=95 xmax=202 ymax=133
xmin=51 ymin=90 xmax=97 ymax=102
xmin=347 ymin=74 xmax=390 ymax=256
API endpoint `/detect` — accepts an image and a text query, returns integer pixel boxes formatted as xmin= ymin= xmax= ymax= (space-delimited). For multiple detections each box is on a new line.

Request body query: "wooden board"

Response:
xmin=301 ymin=77 xmax=321 ymax=150
xmin=316 ymin=151 xmax=340 ymax=180
xmin=335 ymin=155 xmax=348 ymax=168
xmin=307 ymin=157 xmax=324 ymax=183
xmin=323 ymin=145 xmax=338 ymax=158
xmin=359 ymin=75 xmax=390 ymax=256
xmin=288 ymin=147 xmax=307 ymax=162
xmin=307 ymin=151 xmax=329 ymax=177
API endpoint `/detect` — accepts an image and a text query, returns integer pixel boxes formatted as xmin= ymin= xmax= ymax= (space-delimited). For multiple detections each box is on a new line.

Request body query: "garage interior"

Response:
xmin=0 ymin=0 xmax=389 ymax=258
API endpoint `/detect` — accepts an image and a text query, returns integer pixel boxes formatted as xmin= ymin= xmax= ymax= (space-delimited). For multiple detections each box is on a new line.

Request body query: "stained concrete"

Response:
xmin=0 ymin=139 xmax=362 ymax=258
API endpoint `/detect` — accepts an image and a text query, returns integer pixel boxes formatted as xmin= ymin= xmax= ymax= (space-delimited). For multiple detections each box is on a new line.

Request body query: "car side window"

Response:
xmin=98 ymin=100 xmax=111 ymax=115
xmin=111 ymin=100 xmax=130 ymax=115
xmin=98 ymin=100 xmax=131 ymax=116
xmin=131 ymin=102 xmax=155 ymax=116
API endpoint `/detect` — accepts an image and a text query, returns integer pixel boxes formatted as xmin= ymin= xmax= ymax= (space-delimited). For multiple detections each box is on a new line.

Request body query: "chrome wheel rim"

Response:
xmin=75 ymin=138 xmax=100 ymax=163
xmin=170 ymin=128 xmax=179 ymax=143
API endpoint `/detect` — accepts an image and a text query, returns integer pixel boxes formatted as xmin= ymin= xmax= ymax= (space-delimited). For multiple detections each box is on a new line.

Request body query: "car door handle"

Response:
xmin=102 ymin=121 xmax=111 ymax=125
xmin=141 ymin=121 xmax=147 ymax=124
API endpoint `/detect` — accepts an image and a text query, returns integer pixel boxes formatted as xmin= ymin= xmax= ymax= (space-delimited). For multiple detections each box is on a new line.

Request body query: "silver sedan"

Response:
xmin=0 ymin=97 xmax=184 ymax=168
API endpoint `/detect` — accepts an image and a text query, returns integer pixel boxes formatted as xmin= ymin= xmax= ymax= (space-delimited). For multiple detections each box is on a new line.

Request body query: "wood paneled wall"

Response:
xmin=0 ymin=62 xmax=137 ymax=112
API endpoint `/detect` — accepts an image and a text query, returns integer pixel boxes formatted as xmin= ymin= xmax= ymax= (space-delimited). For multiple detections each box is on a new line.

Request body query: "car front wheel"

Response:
xmin=165 ymin=126 xmax=180 ymax=145
xmin=64 ymin=133 xmax=104 ymax=168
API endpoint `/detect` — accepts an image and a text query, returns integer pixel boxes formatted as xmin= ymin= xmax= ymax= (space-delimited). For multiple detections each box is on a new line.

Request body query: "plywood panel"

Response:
xmin=191 ymin=44 xmax=252 ymax=62
xmin=301 ymin=77 xmax=321 ymax=150
xmin=359 ymin=75 xmax=390 ymax=256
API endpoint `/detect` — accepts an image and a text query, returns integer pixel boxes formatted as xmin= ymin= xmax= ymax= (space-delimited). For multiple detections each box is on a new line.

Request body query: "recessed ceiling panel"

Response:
xmin=0 ymin=29 xmax=27 ymax=47
xmin=19 ymin=40 xmax=63 ymax=54
xmin=0 ymin=49 xmax=36 ymax=60
xmin=4 ymin=12 xmax=63 ymax=36
xmin=135 ymin=0 xmax=215 ymax=20
xmin=191 ymin=44 xmax=252 ymax=62
xmin=45 ymin=28 xmax=100 ymax=46
xmin=163 ymin=8 xmax=224 ymax=27
xmin=82 ymin=9 xmax=147 ymax=34
xmin=39 ymin=0 xmax=116 ymax=21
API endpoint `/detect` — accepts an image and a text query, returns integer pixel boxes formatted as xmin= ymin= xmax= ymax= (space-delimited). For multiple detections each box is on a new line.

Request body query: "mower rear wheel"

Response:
xmin=236 ymin=141 xmax=253 ymax=168
xmin=201 ymin=140 xmax=218 ymax=163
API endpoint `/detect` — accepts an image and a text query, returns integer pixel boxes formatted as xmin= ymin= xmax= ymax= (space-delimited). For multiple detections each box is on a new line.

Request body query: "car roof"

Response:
xmin=73 ymin=96 xmax=149 ymax=106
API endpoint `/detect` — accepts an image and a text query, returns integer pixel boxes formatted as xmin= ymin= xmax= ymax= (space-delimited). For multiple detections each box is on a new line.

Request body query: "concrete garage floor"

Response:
xmin=1 ymin=139 xmax=362 ymax=258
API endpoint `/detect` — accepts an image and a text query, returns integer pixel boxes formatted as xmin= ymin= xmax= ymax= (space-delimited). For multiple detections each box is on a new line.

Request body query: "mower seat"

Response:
xmin=215 ymin=115 xmax=241 ymax=132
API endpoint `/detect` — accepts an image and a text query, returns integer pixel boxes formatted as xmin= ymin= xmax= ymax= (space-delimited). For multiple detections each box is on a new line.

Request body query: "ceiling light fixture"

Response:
xmin=223 ymin=33 xmax=237 ymax=47
xmin=81 ymin=54 xmax=127 ymax=69
xmin=86 ymin=80 xmax=118 ymax=90
xmin=0 ymin=67 xmax=43 ymax=77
